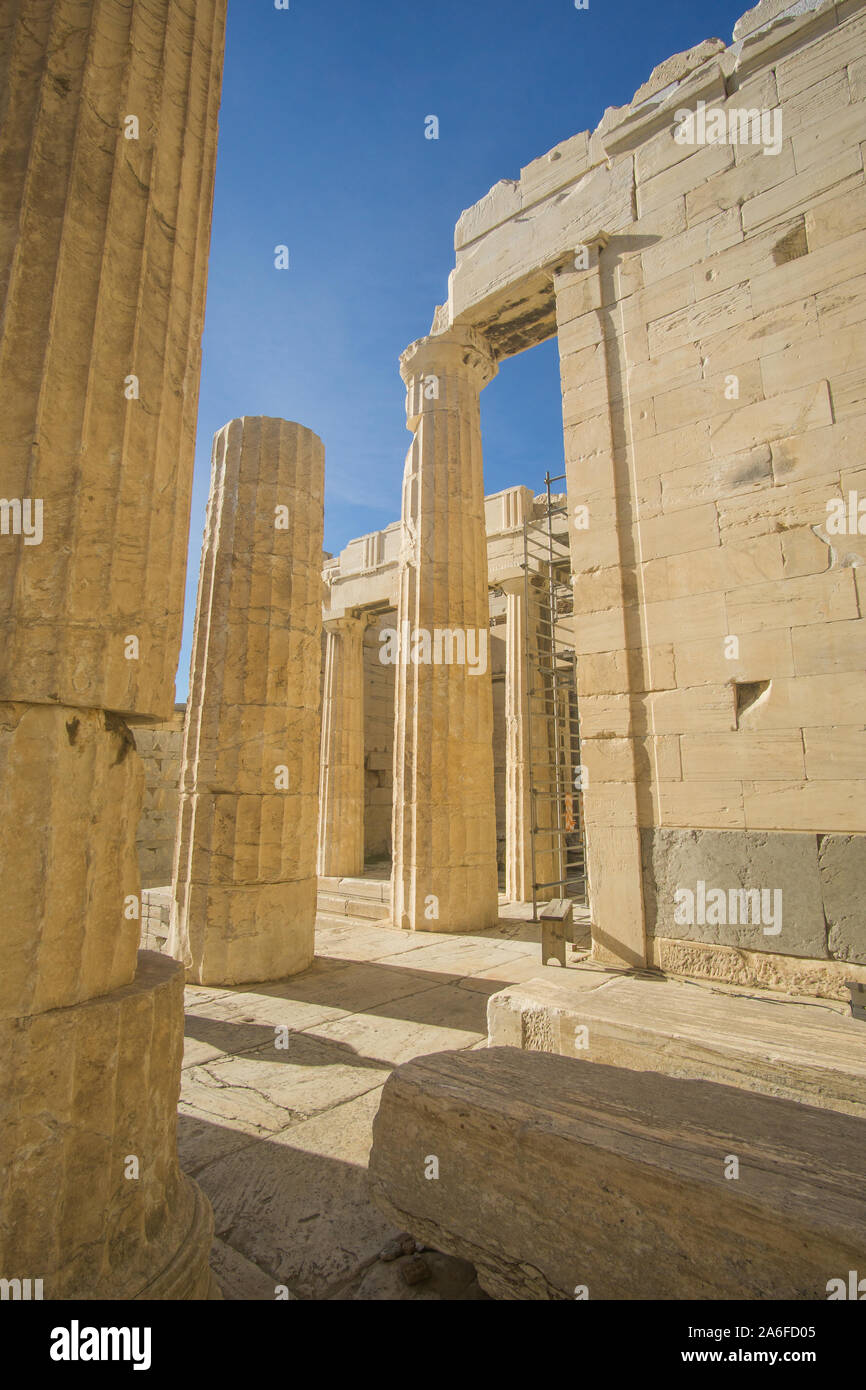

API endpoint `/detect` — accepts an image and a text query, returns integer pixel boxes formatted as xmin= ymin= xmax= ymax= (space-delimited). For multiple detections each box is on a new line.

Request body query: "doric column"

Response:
xmin=317 ymin=612 xmax=368 ymax=879
xmin=501 ymin=572 xmax=560 ymax=904
xmin=391 ymin=328 xmax=499 ymax=932
xmin=169 ymin=416 xmax=324 ymax=985
xmin=0 ymin=0 xmax=227 ymax=1298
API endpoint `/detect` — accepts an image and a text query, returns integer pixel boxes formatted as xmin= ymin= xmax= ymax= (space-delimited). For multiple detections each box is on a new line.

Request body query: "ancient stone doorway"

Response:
xmin=363 ymin=608 xmax=396 ymax=870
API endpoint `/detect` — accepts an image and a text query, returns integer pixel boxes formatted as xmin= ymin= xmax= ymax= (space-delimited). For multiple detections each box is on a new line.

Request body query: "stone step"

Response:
xmin=318 ymin=878 xmax=389 ymax=900
xmin=314 ymin=910 xmax=382 ymax=930
xmin=487 ymin=968 xmax=866 ymax=1116
xmin=369 ymin=1046 xmax=866 ymax=1300
xmin=317 ymin=875 xmax=392 ymax=903
xmin=316 ymin=893 xmax=390 ymax=921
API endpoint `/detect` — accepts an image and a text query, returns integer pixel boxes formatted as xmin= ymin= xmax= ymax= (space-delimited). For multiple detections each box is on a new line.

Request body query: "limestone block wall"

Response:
xmin=141 ymin=886 xmax=172 ymax=953
xmin=568 ymin=0 xmax=866 ymax=994
xmin=136 ymin=706 xmax=186 ymax=889
xmin=444 ymin=0 xmax=866 ymax=996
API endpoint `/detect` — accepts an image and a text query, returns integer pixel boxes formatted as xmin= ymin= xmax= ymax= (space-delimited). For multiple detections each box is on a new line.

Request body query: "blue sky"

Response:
xmin=177 ymin=0 xmax=749 ymax=699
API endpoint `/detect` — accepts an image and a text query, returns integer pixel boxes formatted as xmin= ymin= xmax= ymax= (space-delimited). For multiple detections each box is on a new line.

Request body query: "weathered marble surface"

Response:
xmin=391 ymin=329 xmax=500 ymax=934
xmin=170 ymin=416 xmax=324 ymax=985
xmin=369 ymin=1045 xmax=866 ymax=1300
xmin=181 ymin=913 xmax=542 ymax=1298
xmin=488 ymin=966 xmax=866 ymax=1114
xmin=0 ymin=0 xmax=227 ymax=1300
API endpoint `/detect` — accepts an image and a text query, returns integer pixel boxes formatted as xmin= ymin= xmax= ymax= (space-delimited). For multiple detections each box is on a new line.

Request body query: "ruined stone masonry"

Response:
xmin=313 ymin=0 xmax=866 ymax=997
xmin=434 ymin=0 xmax=866 ymax=998
xmin=169 ymin=417 xmax=325 ymax=986
xmin=139 ymin=485 xmax=558 ymax=911
xmin=6 ymin=0 xmax=866 ymax=1310
xmin=370 ymin=1048 xmax=866 ymax=1300
xmin=0 ymin=0 xmax=227 ymax=1298
xmin=131 ymin=0 xmax=866 ymax=1021
xmin=137 ymin=706 xmax=186 ymax=889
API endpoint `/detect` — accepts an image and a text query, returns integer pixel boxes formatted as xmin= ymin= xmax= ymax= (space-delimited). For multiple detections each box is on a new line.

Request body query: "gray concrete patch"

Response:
xmin=819 ymin=833 xmax=866 ymax=966
xmin=641 ymin=827 xmax=827 ymax=958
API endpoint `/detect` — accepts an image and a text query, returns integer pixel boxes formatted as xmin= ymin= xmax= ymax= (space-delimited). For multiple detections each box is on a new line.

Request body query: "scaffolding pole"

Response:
xmin=522 ymin=472 xmax=587 ymax=923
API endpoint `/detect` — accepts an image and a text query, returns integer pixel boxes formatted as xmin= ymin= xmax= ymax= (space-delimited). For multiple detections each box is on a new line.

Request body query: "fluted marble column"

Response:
xmin=0 ymin=0 xmax=227 ymax=1298
xmin=318 ymin=612 xmax=368 ymax=879
xmin=391 ymin=328 xmax=499 ymax=933
xmin=169 ymin=417 xmax=325 ymax=985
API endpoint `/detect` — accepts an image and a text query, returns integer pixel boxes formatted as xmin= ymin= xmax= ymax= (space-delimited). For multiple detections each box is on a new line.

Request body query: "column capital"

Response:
xmin=399 ymin=326 xmax=497 ymax=393
xmin=494 ymin=570 xmax=527 ymax=597
xmin=492 ymin=563 xmax=545 ymax=596
xmin=323 ymin=608 xmax=369 ymax=636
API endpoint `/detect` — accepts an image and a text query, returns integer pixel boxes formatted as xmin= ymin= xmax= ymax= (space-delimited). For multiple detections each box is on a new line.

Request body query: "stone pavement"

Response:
xmin=176 ymin=899 xmax=863 ymax=1299
xmin=178 ymin=904 xmax=581 ymax=1299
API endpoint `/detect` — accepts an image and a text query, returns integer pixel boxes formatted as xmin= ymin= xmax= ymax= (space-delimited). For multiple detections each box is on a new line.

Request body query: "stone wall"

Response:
xmin=136 ymin=706 xmax=185 ymax=889
xmin=141 ymin=886 xmax=172 ymax=954
xmin=643 ymin=828 xmax=865 ymax=987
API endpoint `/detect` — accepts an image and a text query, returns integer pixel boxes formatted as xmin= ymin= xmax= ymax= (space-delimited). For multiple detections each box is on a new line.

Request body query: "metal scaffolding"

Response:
xmin=522 ymin=471 xmax=587 ymax=921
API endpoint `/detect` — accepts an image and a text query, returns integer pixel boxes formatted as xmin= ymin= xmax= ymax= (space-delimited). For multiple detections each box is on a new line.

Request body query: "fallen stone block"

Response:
xmin=487 ymin=969 xmax=866 ymax=1116
xmin=368 ymin=1046 xmax=866 ymax=1300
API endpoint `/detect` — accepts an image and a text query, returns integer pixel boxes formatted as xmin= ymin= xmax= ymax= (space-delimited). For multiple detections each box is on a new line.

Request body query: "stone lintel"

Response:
xmin=323 ymin=607 xmax=369 ymax=631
